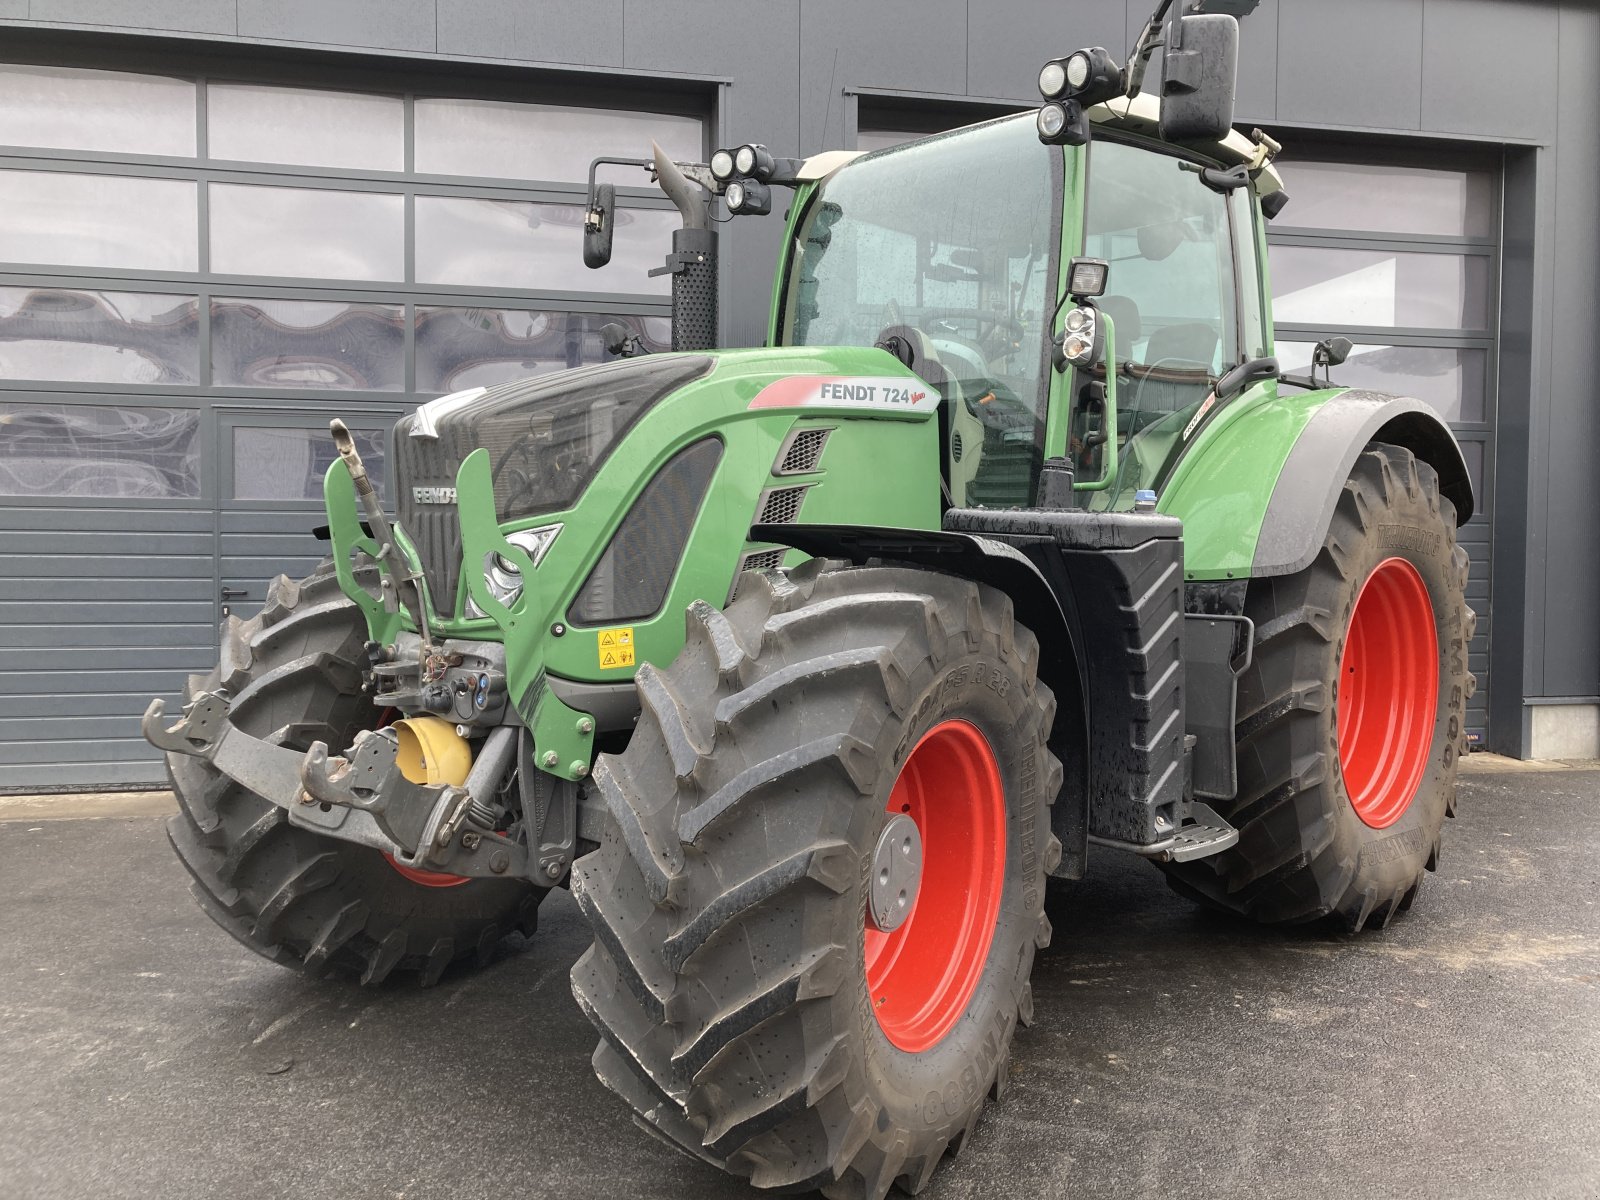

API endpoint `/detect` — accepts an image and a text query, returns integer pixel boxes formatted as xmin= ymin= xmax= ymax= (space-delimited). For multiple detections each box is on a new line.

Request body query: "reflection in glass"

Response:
xmin=0 ymin=287 xmax=199 ymax=384
xmin=415 ymin=196 xmax=674 ymax=294
xmin=415 ymin=307 xmax=671 ymax=393
xmin=0 ymin=65 xmax=196 ymax=157
xmin=212 ymin=298 xmax=404 ymax=390
xmin=857 ymin=129 xmax=918 ymax=153
xmin=1273 ymin=160 xmax=1495 ymax=238
xmin=208 ymin=83 xmax=404 ymax=171
xmin=414 ymin=98 xmax=702 ymax=183
xmin=0 ymin=402 xmax=200 ymax=497
xmin=233 ymin=426 xmax=385 ymax=501
xmin=0 ymin=170 xmax=197 ymax=271
xmin=1276 ymin=341 xmax=1488 ymax=423
xmin=1269 ymin=244 xmax=1490 ymax=331
xmin=210 ymin=184 xmax=403 ymax=280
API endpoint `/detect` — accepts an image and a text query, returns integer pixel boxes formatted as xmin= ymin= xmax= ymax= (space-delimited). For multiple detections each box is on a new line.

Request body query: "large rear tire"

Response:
xmin=165 ymin=561 xmax=543 ymax=985
xmin=1161 ymin=443 xmax=1475 ymax=930
xmin=570 ymin=559 xmax=1062 ymax=1199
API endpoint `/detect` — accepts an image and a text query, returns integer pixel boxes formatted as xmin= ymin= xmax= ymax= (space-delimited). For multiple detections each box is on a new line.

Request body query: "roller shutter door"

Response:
xmin=0 ymin=60 xmax=700 ymax=790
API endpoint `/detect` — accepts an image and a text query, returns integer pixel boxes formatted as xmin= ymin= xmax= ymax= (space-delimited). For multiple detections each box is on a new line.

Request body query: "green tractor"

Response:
xmin=146 ymin=3 xmax=1473 ymax=1196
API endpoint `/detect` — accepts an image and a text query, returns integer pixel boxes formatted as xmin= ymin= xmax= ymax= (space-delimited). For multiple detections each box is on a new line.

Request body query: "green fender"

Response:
xmin=1160 ymin=382 xmax=1474 ymax=583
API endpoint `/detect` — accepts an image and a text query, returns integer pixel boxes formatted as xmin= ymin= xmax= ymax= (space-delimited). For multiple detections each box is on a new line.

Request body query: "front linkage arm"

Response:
xmin=142 ymin=692 xmax=528 ymax=881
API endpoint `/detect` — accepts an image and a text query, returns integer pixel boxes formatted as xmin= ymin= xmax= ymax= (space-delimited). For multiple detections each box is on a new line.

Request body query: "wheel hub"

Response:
xmin=1337 ymin=555 xmax=1439 ymax=829
xmin=868 ymin=813 xmax=923 ymax=933
xmin=864 ymin=718 xmax=1007 ymax=1053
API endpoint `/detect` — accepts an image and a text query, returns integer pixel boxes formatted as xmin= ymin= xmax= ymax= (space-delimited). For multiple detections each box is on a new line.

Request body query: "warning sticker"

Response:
xmin=597 ymin=626 xmax=636 ymax=670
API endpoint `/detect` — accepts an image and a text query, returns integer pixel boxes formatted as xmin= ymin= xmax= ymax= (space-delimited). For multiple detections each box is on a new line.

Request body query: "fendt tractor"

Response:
xmin=145 ymin=2 xmax=1475 ymax=1196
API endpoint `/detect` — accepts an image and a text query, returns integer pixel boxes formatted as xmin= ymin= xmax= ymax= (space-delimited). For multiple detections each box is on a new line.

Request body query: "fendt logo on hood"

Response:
xmin=411 ymin=486 xmax=457 ymax=505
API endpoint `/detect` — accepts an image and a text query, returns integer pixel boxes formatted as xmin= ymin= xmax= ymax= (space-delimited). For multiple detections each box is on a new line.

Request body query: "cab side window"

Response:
xmin=1083 ymin=139 xmax=1240 ymax=423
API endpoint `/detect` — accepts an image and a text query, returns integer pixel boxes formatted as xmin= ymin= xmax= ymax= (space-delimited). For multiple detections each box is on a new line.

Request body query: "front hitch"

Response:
xmin=142 ymin=693 xmax=527 ymax=880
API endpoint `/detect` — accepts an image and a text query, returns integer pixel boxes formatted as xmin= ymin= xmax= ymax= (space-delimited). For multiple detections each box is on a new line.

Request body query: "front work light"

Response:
xmin=1067 ymin=256 xmax=1110 ymax=300
xmin=709 ymin=148 xmax=736 ymax=181
xmin=725 ymin=177 xmax=772 ymax=216
xmin=1037 ymin=98 xmax=1091 ymax=146
xmin=733 ymin=143 xmax=776 ymax=181
xmin=1037 ymin=103 xmax=1068 ymax=140
xmin=1037 ymin=46 xmax=1126 ymax=107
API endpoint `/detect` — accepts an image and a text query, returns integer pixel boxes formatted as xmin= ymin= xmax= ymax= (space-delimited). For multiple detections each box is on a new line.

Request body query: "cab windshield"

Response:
xmin=780 ymin=116 xmax=1057 ymax=507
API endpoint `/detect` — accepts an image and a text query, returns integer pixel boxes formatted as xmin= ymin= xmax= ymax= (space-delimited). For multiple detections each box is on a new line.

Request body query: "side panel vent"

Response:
xmin=774 ymin=427 xmax=831 ymax=475
xmin=757 ymin=485 xmax=810 ymax=525
xmin=729 ymin=547 xmax=789 ymax=602
xmin=567 ymin=437 xmax=723 ymax=625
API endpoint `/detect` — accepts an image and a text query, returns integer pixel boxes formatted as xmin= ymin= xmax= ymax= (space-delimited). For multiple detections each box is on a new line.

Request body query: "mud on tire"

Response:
xmin=570 ymin=559 xmax=1063 ymax=1200
xmin=165 ymin=560 xmax=542 ymax=986
xmin=1161 ymin=442 xmax=1475 ymax=931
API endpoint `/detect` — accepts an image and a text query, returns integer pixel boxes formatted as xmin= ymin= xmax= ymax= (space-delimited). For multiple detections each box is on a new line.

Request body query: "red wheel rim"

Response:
xmin=865 ymin=719 xmax=1006 ymax=1053
xmin=384 ymin=855 xmax=471 ymax=888
xmin=1336 ymin=556 xmax=1438 ymax=829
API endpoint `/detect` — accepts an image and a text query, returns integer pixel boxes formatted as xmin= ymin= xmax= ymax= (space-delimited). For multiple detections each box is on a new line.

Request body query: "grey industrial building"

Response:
xmin=0 ymin=0 xmax=1594 ymax=789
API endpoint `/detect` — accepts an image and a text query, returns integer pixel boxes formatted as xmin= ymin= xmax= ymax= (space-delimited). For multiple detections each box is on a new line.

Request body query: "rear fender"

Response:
xmin=1162 ymin=385 xmax=1473 ymax=582
xmin=1253 ymin=391 xmax=1473 ymax=577
xmin=755 ymin=522 xmax=1091 ymax=880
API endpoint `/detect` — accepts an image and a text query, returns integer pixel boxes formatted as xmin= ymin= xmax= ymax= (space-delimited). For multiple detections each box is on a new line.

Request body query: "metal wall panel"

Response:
xmin=1275 ymin=0 xmax=1424 ymax=130
xmin=0 ymin=506 xmax=215 ymax=789
xmin=437 ymin=0 xmax=625 ymax=68
xmin=237 ymin=0 xmax=437 ymax=54
xmin=28 ymin=0 xmax=234 ymax=34
xmin=969 ymin=1 xmax=1127 ymax=103
xmin=1420 ymin=0 xmax=1559 ymax=141
xmin=1539 ymin=2 xmax=1600 ymax=700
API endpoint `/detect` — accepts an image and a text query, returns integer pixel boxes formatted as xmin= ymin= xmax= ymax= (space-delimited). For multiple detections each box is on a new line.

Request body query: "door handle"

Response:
xmin=220 ymin=586 xmax=248 ymax=599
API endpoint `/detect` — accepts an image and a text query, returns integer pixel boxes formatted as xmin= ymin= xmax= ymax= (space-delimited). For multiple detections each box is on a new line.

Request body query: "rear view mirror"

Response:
xmin=1314 ymin=336 xmax=1353 ymax=369
xmin=1158 ymin=13 xmax=1239 ymax=142
xmin=583 ymin=182 xmax=615 ymax=269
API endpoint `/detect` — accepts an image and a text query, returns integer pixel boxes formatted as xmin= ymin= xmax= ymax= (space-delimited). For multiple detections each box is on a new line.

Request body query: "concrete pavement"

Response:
xmin=1 ymin=766 xmax=1596 ymax=1199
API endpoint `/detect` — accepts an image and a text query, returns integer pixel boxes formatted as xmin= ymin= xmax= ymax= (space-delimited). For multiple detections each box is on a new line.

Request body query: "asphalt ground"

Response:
xmin=2 ymin=766 xmax=1597 ymax=1200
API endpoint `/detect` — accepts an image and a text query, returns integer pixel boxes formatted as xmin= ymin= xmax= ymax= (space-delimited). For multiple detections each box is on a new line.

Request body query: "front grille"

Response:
xmin=393 ymin=431 xmax=465 ymax=611
xmin=757 ymin=485 xmax=810 ymax=525
xmin=568 ymin=438 xmax=723 ymax=625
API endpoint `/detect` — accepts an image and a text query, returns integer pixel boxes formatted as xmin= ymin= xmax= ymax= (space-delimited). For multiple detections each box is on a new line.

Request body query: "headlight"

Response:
xmin=709 ymin=148 xmax=735 ymax=180
xmin=1056 ymin=306 xmax=1100 ymax=370
xmin=478 ymin=523 xmax=562 ymax=610
xmin=725 ymin=180 xmax=746 ymax=212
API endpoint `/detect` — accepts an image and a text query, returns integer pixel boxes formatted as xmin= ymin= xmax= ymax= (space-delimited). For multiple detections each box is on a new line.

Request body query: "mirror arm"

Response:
xmin=1215 ymin=355 xmax=1279 ymax=400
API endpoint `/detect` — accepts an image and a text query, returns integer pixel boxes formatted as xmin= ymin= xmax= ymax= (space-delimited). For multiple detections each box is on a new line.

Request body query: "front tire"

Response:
xmin=165 ymin=561 xmax=543 ymax=985
xmin=570 ymin=560 xmax=1062 ymax=1199
xmin=1162 ymin=443 xmax=1474 ymax=930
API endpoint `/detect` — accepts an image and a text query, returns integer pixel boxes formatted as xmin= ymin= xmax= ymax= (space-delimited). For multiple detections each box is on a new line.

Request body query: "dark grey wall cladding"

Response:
xmin=1541 ymin=3 xmax=1600 ymax=699
xmin=0 ymin=506 xmax=215 ymax=788
xmin=0 ymin=0 xmax=1594 ymax=760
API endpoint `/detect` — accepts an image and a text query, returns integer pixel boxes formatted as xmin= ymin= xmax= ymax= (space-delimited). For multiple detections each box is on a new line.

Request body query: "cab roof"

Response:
xmin=796 ymin=93 xmax=1285 ymax=197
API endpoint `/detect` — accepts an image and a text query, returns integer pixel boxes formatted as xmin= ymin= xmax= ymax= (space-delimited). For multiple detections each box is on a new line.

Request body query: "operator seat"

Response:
xmin=1127 ymin=321 xmax=1219 ymax=419
xmin=1095 ymin=295 xmax=1141 ymax=362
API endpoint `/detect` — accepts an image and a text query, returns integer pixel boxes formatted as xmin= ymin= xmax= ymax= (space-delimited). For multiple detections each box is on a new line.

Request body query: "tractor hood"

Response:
xmin=392 ymin=354 xmax=715 ymax=607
